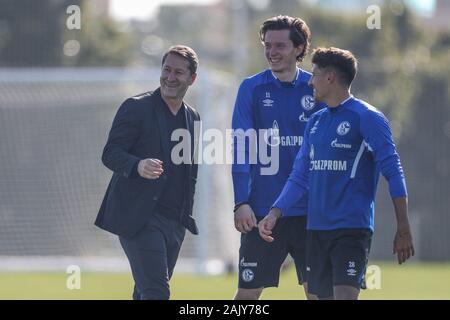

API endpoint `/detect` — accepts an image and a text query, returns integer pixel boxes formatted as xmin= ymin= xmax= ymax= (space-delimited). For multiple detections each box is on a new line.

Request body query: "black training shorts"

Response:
xmin=238 ymin=215 xmax=308 ymax=289
xmin=306 ymin=228 xmax=372 ymax=299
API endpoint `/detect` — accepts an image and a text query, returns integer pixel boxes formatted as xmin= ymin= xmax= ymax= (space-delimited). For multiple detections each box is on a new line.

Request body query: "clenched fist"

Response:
xmin=137 ymin=158 xmax=164 ymax=179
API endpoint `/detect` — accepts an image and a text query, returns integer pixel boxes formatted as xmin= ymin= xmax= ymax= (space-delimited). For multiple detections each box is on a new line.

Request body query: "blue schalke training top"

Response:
xmin=231 ymin=68 xmax=324 ymax=217
xmin=273 ymin=96 xmax=407 ymax=231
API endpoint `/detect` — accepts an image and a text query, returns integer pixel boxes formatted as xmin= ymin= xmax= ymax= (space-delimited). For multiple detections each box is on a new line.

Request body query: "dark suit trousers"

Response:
xmin=119 ymin=212 xmax=186 ymax=300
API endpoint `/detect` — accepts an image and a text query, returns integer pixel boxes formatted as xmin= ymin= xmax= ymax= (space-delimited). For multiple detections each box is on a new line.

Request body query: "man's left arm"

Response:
xmin=190 ymin=112 xmax=201 ymax=201
xmin=362 ymin=110 xmax=414 ymax=264
xmin=392 ymin=197 xmax=415 ymax=264
xmin=102 ymin=98 xmax=142 ymax=178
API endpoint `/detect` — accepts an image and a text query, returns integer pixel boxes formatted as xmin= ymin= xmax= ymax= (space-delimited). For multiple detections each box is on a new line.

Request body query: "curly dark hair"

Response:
xmin=259 ymin=15 xmax=311 ymax=62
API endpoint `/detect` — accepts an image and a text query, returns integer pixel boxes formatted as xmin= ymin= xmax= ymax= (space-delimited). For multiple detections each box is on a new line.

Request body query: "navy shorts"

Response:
xmin=238 ymin=215 xmax=308 ymax=289
xmin=306 ymin=228 xmax=372 ymax=299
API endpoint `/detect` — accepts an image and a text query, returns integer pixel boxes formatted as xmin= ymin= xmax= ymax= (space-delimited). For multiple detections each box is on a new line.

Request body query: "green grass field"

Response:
xmin=1 ymin=262 xmax=449 ymax=300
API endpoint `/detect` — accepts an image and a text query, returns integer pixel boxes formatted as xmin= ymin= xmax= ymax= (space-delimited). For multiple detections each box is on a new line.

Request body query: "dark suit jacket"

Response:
xmin=95 ymin=88 xmax=200 ymax=238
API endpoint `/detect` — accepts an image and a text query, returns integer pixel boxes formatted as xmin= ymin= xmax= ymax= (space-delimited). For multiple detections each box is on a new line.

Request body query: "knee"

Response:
xmin=234 ymin=288 xmax=263 ymax=300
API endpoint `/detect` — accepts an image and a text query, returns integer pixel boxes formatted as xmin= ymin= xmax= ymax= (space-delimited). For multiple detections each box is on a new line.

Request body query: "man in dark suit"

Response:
xmin=95 ymin=45 xmax=201 ymax=300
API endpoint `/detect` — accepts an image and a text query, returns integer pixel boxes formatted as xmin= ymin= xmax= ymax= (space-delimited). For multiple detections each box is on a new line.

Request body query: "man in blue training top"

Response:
xmin=260 ymin=47 xmax=415 ymax=300
xmin=232 ymin=15 xmax=322 ymax=300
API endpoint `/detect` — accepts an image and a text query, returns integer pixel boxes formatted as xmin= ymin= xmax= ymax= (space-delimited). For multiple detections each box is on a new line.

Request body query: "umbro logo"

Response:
xmin=347 ymin=268 xmax=357 ymax=276
xmin=262 ymin=98 xmax=274 ymax=107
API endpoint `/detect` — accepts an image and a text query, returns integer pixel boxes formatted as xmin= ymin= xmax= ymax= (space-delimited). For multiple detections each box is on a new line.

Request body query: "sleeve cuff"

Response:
xmin=388 ymin=175 xmax=408 ymax=198
xmin=127 ymin=158 xmax=141 ymax=179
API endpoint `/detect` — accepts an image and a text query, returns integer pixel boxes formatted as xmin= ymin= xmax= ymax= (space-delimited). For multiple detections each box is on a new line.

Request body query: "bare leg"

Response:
xmin=234 ymin=288 xmax=264 ymax=300
xmin=303 ymin=282 xmax=318 ymax=300
xmin=334 ymin=285 xmax=360 ymax=300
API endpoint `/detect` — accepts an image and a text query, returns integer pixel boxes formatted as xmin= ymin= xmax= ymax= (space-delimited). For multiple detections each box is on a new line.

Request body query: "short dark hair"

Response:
xmin=162 ymin=45 xmax=199 ymax=75
xmin=311 ymin=47 xmax=358 ymax=87
xmin=259 ymin=15 xmax=311 ymax=62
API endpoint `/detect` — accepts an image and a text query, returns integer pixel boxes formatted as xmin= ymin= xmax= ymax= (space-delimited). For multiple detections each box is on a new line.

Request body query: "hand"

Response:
xmin=258 ymin=208 xmax=281 ymax=243
xmin=393 ymin=227 xmax=415 ymax=265
xmin=234 ymin=204 xmax=257 ymax=234
xmin=137 ymin=158 xmax=164 ymax=179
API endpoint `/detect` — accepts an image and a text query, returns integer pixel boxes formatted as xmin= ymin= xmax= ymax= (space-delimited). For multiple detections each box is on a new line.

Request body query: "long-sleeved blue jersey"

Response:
xmin=273 ymin=96 xmax=407 ymax=230
xmin=232 ymin=68 xmax=324 ymax=217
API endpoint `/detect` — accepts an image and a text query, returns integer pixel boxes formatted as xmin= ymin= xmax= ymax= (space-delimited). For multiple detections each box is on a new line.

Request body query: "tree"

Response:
xmin=0 ymin=0 xmax=133 ymax=67
xmin=0 ymin=0 xmax=79 ymax=66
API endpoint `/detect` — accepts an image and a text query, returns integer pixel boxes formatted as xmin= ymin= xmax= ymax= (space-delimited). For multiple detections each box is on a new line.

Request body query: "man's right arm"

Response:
xmin=101 ymin=98 xmax=142 ymax=179
xmin=361 ymin=109 xmax=414 ymax=264
xmin=392 ymin=197 xmax=414 ymax=264
xmin=271 ymin=145 xmax=309 ymax=214
xmin=259 ymin=123 xmax=311 ymax=242
xmin=271 ymin=118 xmax=312 ymax=214
xmin=232 ymin=79 xmax=257 ymax=233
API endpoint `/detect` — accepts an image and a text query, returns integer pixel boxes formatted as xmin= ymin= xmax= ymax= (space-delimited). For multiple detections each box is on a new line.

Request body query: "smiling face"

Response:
xmin=160 ymin=53 xmax=196 ymax=101
xmin=263 ymin=29 xmax=302 ymax=74
xmin=308 ymin=64 xmax=331 ymax=103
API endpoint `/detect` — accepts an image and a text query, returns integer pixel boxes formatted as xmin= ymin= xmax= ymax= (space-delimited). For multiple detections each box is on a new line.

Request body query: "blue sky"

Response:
xmin=110 ymin=0 xmax=218 ymax=20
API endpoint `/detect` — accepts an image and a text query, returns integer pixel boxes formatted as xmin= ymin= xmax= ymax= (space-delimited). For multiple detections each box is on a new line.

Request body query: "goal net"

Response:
xmin=0 ymin=67 xmax=240 ymax=273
